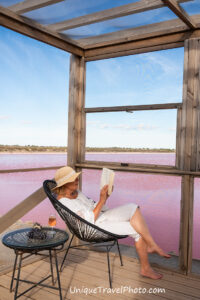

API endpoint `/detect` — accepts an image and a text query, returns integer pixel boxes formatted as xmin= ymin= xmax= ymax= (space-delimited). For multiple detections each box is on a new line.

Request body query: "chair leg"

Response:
xmin=116 ymin=240 xmax=123 ymax=266
xmin=106 ymin=246 xmax=112 ymax=289
xmin=60 ymin=234 xmax=74 ymax=272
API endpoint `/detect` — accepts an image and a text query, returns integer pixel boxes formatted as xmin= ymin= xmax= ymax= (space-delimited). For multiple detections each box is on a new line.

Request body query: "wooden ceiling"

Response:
xmin=0 ymin=0 xmax=200 ymax=60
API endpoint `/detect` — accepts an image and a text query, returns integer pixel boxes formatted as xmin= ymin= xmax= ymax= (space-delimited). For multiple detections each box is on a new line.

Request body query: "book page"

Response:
xmin=100 ymin=168 xmax=115 ymax=195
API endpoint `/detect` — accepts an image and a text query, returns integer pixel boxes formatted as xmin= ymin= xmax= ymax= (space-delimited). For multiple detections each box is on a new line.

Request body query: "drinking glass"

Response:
xmin=48 ymin=214 xmax=56 ymax=235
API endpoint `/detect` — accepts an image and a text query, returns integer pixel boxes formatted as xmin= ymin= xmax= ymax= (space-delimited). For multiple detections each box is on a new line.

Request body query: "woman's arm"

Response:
xmin=93 ymin=185 xmax=109 ymax=221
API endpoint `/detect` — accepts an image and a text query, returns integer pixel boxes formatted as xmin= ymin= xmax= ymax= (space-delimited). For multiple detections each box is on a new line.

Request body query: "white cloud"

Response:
xmin=143 ymin=52 xmax=182 ymax=76
xmin=0 ymin=115 xmax=10 ymax=120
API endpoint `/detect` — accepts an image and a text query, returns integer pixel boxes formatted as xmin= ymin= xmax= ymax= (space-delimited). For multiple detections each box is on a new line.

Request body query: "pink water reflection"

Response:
xmin=1 ymin=154 xmax=200 ymax=260
xmin=82 ymin=169 xmax=181 ymax=255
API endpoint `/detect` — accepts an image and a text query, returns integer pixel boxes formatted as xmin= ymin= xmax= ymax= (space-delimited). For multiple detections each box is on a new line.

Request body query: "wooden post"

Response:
xmin=179 ymin=175 xmax=194 ymax=273
xmin=179 ymin=38 xmax=200 ymax=171
xmin=67 ymin=54 xmax=86 ymax=246
xmin=176 ymin=107 xmax=182 ymax=169
xmin=67 ymin=54 xmax=86 ymax=174
xmin=178 ymin=38 xmax=200 ymax=274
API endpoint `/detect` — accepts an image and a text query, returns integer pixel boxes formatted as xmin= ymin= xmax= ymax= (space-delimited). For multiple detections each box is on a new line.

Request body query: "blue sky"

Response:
xmin=0 ymin=25 xmax=184 ymax=149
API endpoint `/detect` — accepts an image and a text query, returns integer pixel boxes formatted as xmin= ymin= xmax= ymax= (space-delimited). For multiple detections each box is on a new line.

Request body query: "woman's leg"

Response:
xmin=130 ymin=208 xmax=170 ymax=258
xmin=135 ymin=237 xmax=162 ymax=279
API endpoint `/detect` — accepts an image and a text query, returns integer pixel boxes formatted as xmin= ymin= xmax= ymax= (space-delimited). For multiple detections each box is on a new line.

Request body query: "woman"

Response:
xmin=52 ymin=166 xmax=170 ymax=280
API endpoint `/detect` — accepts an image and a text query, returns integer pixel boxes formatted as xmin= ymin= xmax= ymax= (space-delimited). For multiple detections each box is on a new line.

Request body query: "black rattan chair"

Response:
xmin=43 ymin=179 xmax=128 ymax=288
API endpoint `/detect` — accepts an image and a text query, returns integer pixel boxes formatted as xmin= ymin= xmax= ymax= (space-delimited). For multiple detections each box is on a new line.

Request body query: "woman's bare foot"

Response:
xmin=147 ymin=244 xmax=171 ymax=258
xmin=141 ymin=267 xmax=163 ymax=279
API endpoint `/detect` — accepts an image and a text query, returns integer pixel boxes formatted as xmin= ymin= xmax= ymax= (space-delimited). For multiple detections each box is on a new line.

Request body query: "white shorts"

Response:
xmin=95 ymin=203 xmax=141 ymax=242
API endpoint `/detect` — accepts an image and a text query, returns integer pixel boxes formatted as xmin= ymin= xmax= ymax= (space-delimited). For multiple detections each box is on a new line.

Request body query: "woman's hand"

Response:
xmin=100 ymin=185 xmax=109 ymax=203
xmin=93 ymin=185 xmax=109 ymax=221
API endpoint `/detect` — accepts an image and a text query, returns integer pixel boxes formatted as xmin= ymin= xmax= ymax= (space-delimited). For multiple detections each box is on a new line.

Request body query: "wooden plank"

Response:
xmin=193 ymin=40 xmax=200 ymax=171
xmin=84 ymin=31 xmax=198 ymax=61
xmin=176 ymin=108 xmax=182 ymax=169
xmin=85 ymin=103 xmax=182 ymax=113
xmin=56 ymin=251 xmax=200 ymax=299
xmin=75 ymin=162 xmax=200 ymax=176
xmin=79 ymin=16 xmax=189 ymax=49
xmin=47 ymin=0 xmax=192 ymax=31
xmin=85 ymin=42 xmax=184 ymax=61
xmin=8 ymin=0 xmax=64 ymax=14
xmin=187 ymin=176 xmax=194 ymax=274
xmin=179 ymin=38 xmax=199 ymax=171
xmin=65 ymin=248 xmax=200 ymax=289
xmin=190 ymin=39 xmax=200 ymax=171
xmin=162 ymin=0 xmax=196 ymax=29
xmin=67 ymin=55 xmax=86 ymax=169
xmin=0 ymin=186 xmax=46 ymax=234
xmin=67 ymin=54 xmax=86 ymax=240
xmin=0 ymin=5 xmax=83 ymax=56
xmin=0 ymin=166 xmax=63 ymax=173
xmin=179 ymin=39 xmax=189 ymax=170
xmin=3 ymin=250 xmax=200 ymax=299
xmin=196 ymin=40 xmax=200 ymax=171
xmin=67 ymin=55 xmax=80 ymax=168
xmin=78 ymin=15 xmax=200 ymax=51
xmin=84 ymin=17 xmax=200 ymax=61
xmin=179 ymin=175 xmax=194 ymax=273
xmin=0 ymin=286 xmax=31 ymax=300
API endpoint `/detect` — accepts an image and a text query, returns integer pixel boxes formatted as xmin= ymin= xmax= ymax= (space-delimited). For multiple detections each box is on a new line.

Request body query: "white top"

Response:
xmin=59 ymin=191 xmax=108 ymax=224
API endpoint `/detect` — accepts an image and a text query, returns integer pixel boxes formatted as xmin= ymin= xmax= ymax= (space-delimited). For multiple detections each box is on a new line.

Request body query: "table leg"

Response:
xmin=10 ymin=252 xmax=18 ymax=292
xmin=54 ymin=249 xmax=62 ymax=300
xmin=49 ymin=250 xmax=54 ymax=285
xmin=14 ymin=252 xmax=23 ymax=300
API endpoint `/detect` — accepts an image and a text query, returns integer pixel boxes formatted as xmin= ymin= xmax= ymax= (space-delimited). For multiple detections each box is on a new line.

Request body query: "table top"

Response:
xmin=2 ymin=227 xmax=69 ymax=251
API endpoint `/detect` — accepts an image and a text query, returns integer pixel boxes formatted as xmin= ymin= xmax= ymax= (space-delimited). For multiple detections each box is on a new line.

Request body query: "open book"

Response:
xmin=100 ymin=168 xmax=115 ymax=196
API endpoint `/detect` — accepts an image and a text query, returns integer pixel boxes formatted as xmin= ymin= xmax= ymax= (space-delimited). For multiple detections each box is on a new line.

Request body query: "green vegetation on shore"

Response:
xmin=0 ymin=145 xmax=175 ymax=153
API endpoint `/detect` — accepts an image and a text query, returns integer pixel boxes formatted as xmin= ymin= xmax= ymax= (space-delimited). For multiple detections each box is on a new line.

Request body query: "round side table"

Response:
xmin=2 ymin=227 xmax=69 ymax=300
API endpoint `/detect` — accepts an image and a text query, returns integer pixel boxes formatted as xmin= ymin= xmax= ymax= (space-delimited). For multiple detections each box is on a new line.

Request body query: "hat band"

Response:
xmin=56 ymin=170 xmax=76 ymax=186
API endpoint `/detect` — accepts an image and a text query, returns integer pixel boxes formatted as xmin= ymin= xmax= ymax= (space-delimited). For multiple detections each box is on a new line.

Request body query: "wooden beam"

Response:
xmin=179 ymin=175 xmax=194 ymax=273
xmin=67 ymin=55 xmax=86 ymax=169
xmin=8 ymin=0 xmax=64 ymax=14
xmin=0 ymin=5 xmax=84 ymax=56
xmin=47 ymin=0 xmax=192 ymax=32
xmin=85 ymin=42 xmax=184 ymax=61
xmin=179 ymin=38 xmax=200 ymax=171
xmin=85 ymin=103 xmax=182 ymax=113
xmin=80 ymin=14 xmax=200 ymax=50
xmin=75 ymin=162 xmax=200 ymax=177
xmin=162 ymin=0 xmax=196 ymax=30
xmin=84 ymin=26 xmax=200 ymax=62
xmin=195 ymin=40 xmax=200 ymax=171
xmin=176 ymin=108 xmax=182 ymax=169
xmin=0 ymin=186 xmax=46 ymax=234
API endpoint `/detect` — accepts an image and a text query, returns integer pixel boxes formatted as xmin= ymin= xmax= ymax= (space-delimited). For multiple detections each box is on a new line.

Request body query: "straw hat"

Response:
xmin=52 ymin=166 xmax=81 ymax=190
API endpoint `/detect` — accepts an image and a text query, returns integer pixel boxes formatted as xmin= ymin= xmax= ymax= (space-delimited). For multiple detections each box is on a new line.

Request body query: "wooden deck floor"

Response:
xmin=0 ymin=248 xmax=200 ymax=300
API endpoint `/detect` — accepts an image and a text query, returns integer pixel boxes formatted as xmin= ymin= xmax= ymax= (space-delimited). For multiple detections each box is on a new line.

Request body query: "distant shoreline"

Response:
xmin=0 ymin=151 xmax=175 ymax=155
